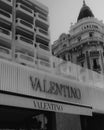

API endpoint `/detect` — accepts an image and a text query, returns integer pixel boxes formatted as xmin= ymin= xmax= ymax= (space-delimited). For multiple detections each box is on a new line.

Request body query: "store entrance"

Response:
xmin=0 ymin=105 xmax=56 ymax=130
xmin=80 ymin=113 xmax=104 ymax=130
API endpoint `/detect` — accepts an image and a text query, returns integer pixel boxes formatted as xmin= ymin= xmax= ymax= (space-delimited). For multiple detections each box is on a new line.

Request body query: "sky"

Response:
xmin=38 ymin=0 xmax=104 ymax=44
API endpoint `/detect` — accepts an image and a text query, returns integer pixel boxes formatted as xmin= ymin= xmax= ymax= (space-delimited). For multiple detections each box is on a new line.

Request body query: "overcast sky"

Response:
xmin=38 ymin=0 xmax=104 ymax=44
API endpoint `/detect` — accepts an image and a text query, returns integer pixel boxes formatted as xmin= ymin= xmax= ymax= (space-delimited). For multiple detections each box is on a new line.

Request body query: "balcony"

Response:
xmin=77 ymin=54 xmax=85 ymax=62
xmin=0 ymin=19 xmax=12 ymax=31
xmin=90 ymin=51 xmax=100 ymax=57
xmin=16 ymin=0 xmax=33 ymax=9
xmin=36 ymin=27 xmax=50 ymax=41
xmin=15 ymin=18 xmax=34 ymax=33
xmin=93 ymin=64 xmax=101 ymax=73
xmin=36 ymin=43 xmax=51 ymax=56
xmin=16 ymin=26 xmax=34 ymax=40
xmin=0 ymin=27 xmax=12 ymax=43
xmin=37 ymin=51 xmax=51 ymax=63
xmin=0 ymin=46 xmax=11 ymax=60
xmin=15 ymin=35 xmax=34 ymax=51
xmin=15 ymin=52 xmax=35 ymax=67
xmin=35 ymin=12 xmax=49 ymax=29
xmin=35 ymin=6 xmax=48 ymax=17
xmin=0 ymin=8 xmax=12 ymax=23
xmin=0 ymin=0 xmax=13 ymax=7
xmin=16 ymin=3 xmax=34 ymax=22
xmin=37 ymin=59 xmax=51 ymax=72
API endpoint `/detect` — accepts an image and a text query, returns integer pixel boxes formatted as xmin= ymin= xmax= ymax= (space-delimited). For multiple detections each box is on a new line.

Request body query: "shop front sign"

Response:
xmin=30 ymin=75 xmax=81 ymax=100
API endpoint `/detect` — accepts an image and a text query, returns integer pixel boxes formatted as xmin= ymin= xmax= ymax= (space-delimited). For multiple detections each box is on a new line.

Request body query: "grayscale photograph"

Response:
xmin=0 ymin=0 xmax=104 ymax=130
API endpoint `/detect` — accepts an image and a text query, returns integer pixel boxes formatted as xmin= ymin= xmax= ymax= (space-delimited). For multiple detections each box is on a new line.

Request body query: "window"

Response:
xmin=68 ymin=54 xmax=71 ymax=61
xmin=63 ymin=44 xmax=67 ymax=48
xmin=63 ymin=55 xmax=66 ymax=61
xmin=78 ymin=36 xmax=81 ymax=42
xmin=89 ymin=32 xmax=94 ymax=37
xmin=92 ymin=58 xmax=100 ymax=70
xmin=93 ymin=59 xmax=98 ymax=68
xmin=80 ymin=61 xmax=84 ymax=67
xmin=63 ymin=37 xmax=66 ymax=40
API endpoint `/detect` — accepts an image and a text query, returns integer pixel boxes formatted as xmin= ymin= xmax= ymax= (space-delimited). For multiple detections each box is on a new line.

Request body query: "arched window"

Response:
xmin=89 ymin=32 xmax=94 ymax=37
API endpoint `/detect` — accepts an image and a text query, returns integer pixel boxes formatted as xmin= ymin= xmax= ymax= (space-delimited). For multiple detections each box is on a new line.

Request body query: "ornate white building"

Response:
xmin=52 ymin=0 xmax=104 ymax=74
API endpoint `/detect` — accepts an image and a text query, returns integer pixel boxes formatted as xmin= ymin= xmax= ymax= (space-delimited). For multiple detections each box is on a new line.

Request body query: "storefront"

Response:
xmin=0 ymin=59 xmax=92 ymax=130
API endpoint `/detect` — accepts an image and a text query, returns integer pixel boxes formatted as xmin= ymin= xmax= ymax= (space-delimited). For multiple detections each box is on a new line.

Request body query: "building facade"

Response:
xmin=0 ymin=0 xmax=92 ymax=130
xmin=52 ymin=1 xmax=104 ymax=130
xmin=0 ymin=0 xmax=51 ymax=72
xmin=52 ymin=1 xmax=104 ymax=74
xmin=1 ymin=0 xmax=104 ymax=130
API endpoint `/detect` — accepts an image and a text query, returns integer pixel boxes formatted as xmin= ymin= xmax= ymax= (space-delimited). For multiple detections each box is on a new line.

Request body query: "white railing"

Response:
xmin=0 ymin=46 xmax=11 ymax=60
xmin=37 ymin=59 xmax=52 ymax=72
xmin=36 ymin=42 xmax=50 ymax=56
xmin=36 ymin=27 xmax=50 ymax=41
xmin=0 ymin=47 xmax=103 ymax=89
xmin=35 ymin=12 xmax=49 ymax=26
xmin=15 ymin=34 xmax=34 ymax=50
xmin=0 ymin=8 xmax=12 ymax=23
xmin=16 ymin=3 xmax=34 ymax=18
xmin=15 ymin=52 xmax=35 ymax=67
xmin=52 ymin=57 xmax=104 ymax=88
xmin=0 ymin=27 xmax=12 ymax=41
xmin=15 ymin=18 xmax=34 ymax=33
xmin=37 ymin=52 xmax=50 ymax=63
xmin=0 ymin=0 xmax=13 ymax=7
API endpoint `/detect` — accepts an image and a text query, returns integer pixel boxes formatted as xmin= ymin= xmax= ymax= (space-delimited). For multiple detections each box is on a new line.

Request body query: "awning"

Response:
xmin=0 ymin=92 xmax=92 ymax=116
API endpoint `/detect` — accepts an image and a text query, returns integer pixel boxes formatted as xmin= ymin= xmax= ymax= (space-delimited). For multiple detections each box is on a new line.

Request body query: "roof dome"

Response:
xmin=77 ymin=0 xmax=94 ymax=21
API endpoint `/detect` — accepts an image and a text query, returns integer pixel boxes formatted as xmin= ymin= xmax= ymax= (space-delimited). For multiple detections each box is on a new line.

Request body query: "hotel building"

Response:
xmin=52 ymin=1 xmax=104 ymax=130
xmin=52 ymin=1 xmax=104 ymax=74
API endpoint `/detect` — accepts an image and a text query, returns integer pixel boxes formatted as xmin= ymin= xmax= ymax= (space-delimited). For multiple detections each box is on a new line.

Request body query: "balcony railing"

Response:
xmin=37 ymin=59 xmax=51 ymax=72
xmin=16 ymin=0 xmax=33 ymax=9
xmin=35 ymin=12 xmax=49 ymax=27
xmin=38 ymin=43 xmax=50 ymax=51
xmin=0 ymin=0 xmax=13 ymax=7
xmin=0 ymin=27 xmax=12 ymax=42
xmin=0 ymin=8 xmax=12 ymax=23
xmin=35 ymin=6 xmax=48 ymax=17
xmin=0 ymin=46 xmax=11 ymax=60
xmin=36 ymin=43 xmax=50 ymax=57
xmin=15 ymin=34 xmax=34 ymax=50
xmin=36 ymin=52 xmax=50 ymax=63
xmin=36 ymin=27 xmax=50 ymax=41
xmin=16 ymin=3 xmax=34 ymax=18
xmin=16 ymin=26 xmax=34 ymax=40
xmin=15 ymin=52 xmax=35 ymax=67
xmin=77 ymin=54 xmax=85 ymax=62
xmin=90 ymin=51 xmax=100 ymax=57
xmin=69 ymin=37 xmax=104 ymax=50
xmin=0 ymin=50 xmax=103 ymax=89
xmin=15 ymin=18 xmax=34 ymax=33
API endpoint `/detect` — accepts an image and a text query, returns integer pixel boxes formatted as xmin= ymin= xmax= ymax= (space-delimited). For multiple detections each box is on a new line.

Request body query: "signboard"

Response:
xmin=30 ymin=75 xmax=81 ymax=100
xmin=0 ymin=60 xmax=91 ymax=108
xmin=0 ymin=93 xmax=92 ymax=115
xmin=33 ymin=99 xmax=92 ymax=115
xmin=28 ymin=70 xmax=90 ymax=106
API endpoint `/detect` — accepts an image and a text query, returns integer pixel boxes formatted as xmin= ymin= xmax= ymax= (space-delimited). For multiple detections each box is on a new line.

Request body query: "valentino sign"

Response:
xmin=30 ymin=75 xmax=81 ymax=101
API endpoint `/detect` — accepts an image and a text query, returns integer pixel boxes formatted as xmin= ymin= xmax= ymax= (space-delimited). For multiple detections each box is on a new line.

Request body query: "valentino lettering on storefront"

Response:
xmin=30 ymin=75 xmax=81 ymax=100
xmin=33 ymin=100 xmax=63 ymax=112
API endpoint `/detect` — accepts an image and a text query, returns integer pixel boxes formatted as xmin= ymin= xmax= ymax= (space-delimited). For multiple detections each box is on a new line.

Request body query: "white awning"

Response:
xmin=0 ymin=93 xmax=92 ymax=116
